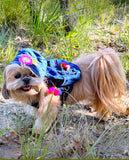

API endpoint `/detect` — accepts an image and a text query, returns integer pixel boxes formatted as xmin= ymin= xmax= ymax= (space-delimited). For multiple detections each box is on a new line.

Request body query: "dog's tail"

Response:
xmin=89 ymin=48 xmax=126 ymax=117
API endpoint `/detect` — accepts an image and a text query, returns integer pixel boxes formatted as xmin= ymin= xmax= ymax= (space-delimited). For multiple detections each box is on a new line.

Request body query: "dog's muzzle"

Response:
xmin=23 ymin=76 xmax=30 ymax=85
xmin=21 ymin=76 xmax=31 ymax=91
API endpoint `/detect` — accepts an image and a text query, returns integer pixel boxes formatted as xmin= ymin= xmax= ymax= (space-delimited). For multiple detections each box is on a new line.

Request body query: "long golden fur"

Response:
xmin=2 ymin=48 xmax=126 ymax=133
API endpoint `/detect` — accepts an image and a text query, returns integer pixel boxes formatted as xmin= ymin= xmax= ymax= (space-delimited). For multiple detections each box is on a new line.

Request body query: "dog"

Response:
xmin=2 ymin=48 xmax=126 ymax=133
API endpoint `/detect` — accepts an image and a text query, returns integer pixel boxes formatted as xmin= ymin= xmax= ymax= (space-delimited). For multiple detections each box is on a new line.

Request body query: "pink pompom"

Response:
xmin=48 ymin=87 xmax=60 ymax=96
xmin=61 ymin=62 xmax=71 ymax=70
xmin=61 ymin=62 xmax=67 ymax=67
xmin=48 ymin=87 xmax=55 ymax=94
xmin=54 ymin=88 xmax=60 ymax=96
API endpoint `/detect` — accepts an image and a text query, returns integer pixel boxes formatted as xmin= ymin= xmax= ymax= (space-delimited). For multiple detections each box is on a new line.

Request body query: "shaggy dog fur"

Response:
xmin=2 ymin=48 xmax=126 ymax=133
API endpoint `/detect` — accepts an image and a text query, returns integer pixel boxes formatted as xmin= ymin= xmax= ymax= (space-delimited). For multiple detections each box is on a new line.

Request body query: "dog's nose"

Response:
xmin=23 ymin=76 xmax=30 ymax=85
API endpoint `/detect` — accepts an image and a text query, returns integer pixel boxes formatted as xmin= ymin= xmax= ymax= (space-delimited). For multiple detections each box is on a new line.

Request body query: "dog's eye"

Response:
xmin=15 ymin=73 xmax=21 ymax=79
xmin=30 ymin=73 xmax=36 ymax=77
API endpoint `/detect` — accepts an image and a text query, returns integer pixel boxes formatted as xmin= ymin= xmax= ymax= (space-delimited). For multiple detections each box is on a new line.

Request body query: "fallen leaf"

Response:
xmin=9 ymin=131 xmax=18 ymax=139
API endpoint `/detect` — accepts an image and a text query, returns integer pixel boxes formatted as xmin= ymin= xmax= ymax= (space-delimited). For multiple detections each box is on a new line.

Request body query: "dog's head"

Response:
xmin=2 ymin=63 xmax=46 ymax=103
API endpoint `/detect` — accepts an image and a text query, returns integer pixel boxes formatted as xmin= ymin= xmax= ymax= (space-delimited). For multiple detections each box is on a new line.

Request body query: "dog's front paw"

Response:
xmin=34 ymin=118 xmax=43 ymax=134
xmin=34 ymin=118 xmax=51 ymax=134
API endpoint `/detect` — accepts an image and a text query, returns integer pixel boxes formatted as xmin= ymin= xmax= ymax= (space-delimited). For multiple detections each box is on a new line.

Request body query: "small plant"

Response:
xmin=0 ymin=128 xmax=7 ymax=136
xmin=26 ymin=0 xmax=62 ymax=48
xmin=5 ymin=38 xmax=17 ymax=65
xmin=0 ymin=68 xmax=3 ymax=84
xmin=120 ymin=51 xmax=129 ymax=75
xmin=0 ymin=37 xmax=17 ymax=65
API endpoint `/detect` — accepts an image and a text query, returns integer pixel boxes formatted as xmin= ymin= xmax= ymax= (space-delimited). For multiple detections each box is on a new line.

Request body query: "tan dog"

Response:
xmin=2 ymin=48 xmax=126 ymax=133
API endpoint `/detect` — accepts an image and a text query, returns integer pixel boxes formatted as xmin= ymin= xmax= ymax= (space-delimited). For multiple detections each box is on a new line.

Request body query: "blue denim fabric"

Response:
xmin=10 ymin=48 xmax=81 ymax=101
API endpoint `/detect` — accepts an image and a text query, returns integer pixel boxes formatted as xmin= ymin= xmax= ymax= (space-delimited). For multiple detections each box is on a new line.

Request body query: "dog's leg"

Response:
xmin=34 ymin=89 xmax=61 ymax=134
xmin=34 ymin=102 xmax=59 ymax=134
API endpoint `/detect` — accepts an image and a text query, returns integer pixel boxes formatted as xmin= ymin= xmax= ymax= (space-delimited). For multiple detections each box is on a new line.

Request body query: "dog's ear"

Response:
xmin=2 ymin=70 xmax=10 ymax=99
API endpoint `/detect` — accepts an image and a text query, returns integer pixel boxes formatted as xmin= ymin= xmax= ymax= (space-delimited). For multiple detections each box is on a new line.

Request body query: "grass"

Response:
xmin=0 ymin=0 xmax=128 ymax=63
xmin=0 ymin=0 xmax=30 ymax=27
xmin=8 ymin=102 xmax=73 ymax=159
xmin=27 ymin=0 xmax=62 ymax=48
xmin=0 ymin=0 xmax=129 ymax=159
xmin=1 ymin=104 xmax=129 ymax=159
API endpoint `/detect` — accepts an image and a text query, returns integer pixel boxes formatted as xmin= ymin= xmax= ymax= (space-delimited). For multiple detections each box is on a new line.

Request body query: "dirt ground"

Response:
xmin=0 ymin=83 xmax=129 ymax=159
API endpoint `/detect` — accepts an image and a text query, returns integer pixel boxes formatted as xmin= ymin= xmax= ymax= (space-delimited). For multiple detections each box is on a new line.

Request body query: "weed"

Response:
xmin=0 ymin=68 xmax=3 ymax=84
xmin=26 ymin=0 xmax=62 ymax=48
xmin=0 ymin=128 xmax=7 ymax=136
xmin=120 ymin=51 xmax=129 ymax=74
xmin=5 ymin=38 xmax=17 ymax=65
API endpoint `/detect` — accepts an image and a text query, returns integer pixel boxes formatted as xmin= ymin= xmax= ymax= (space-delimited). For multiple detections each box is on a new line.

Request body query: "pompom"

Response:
xmin=48 ymin=87 xmax=55 ymax=94
xmin=48 ymin=87 xmax=60 ymax=96
xmin=65 ymin=65 xmax=71 ymax=70
xmin=54 ymin=88 xmax=60 ymax=96
xmin=61 ymin=62 xmax=71 ymax=70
